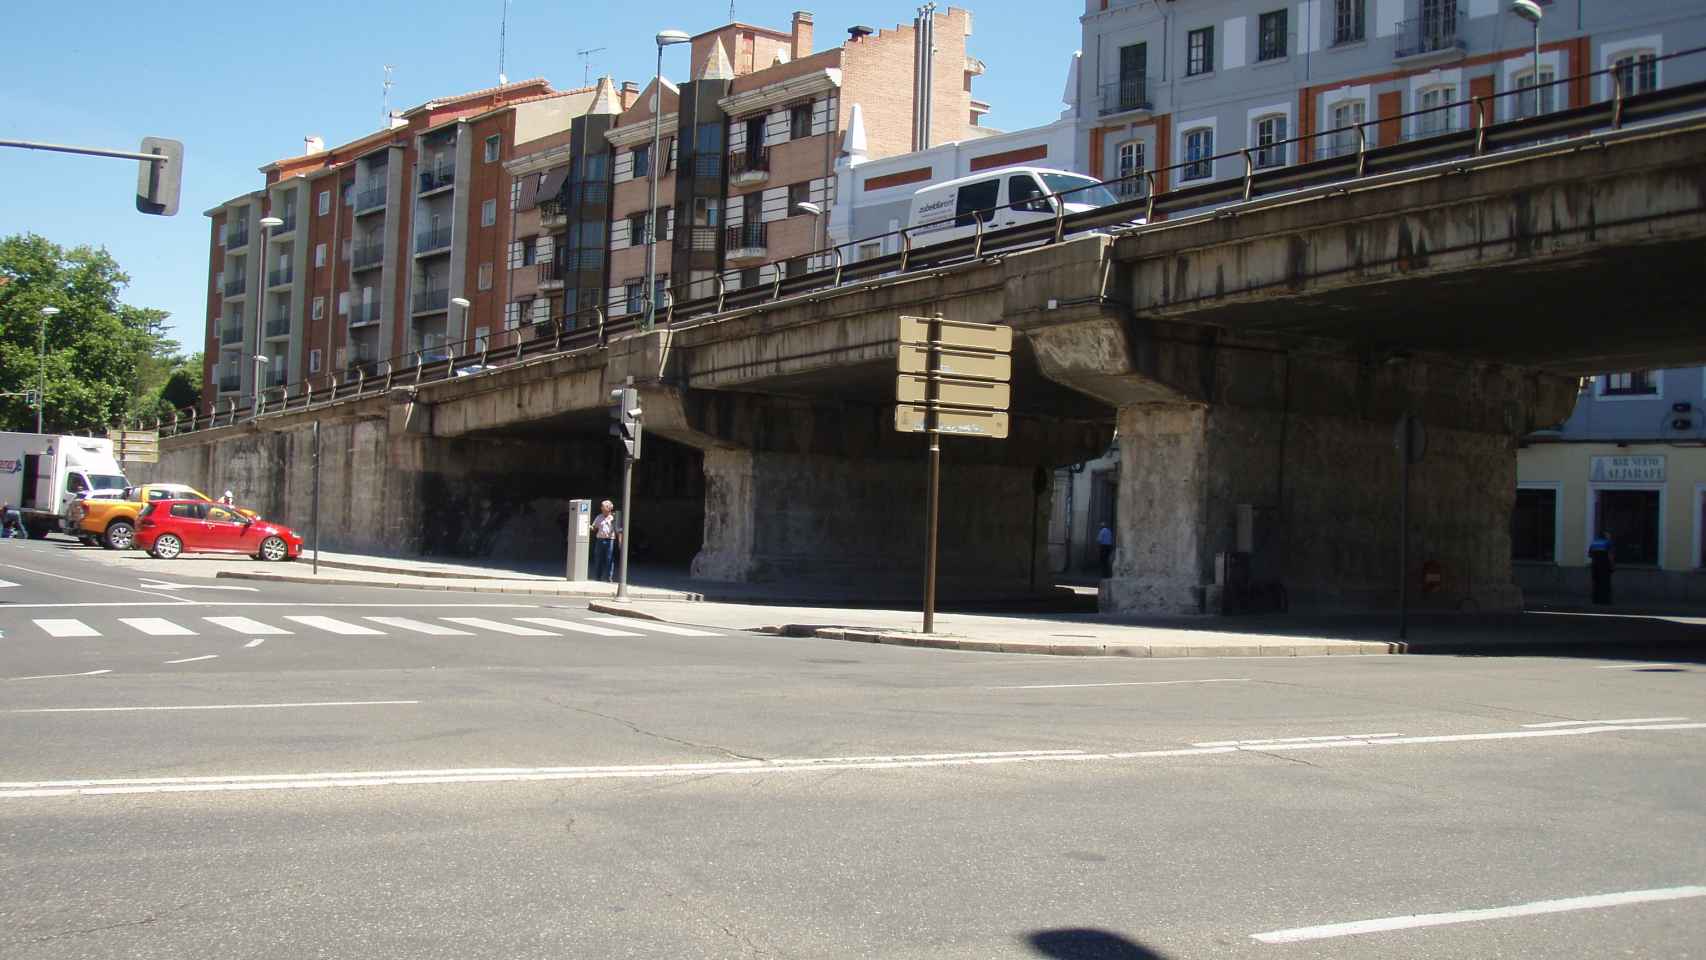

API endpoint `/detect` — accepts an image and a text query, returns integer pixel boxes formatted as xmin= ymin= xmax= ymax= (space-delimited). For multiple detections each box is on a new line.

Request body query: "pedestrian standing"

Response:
xmin=1587 ymin=531 xmax=1615 ymax=605
xmin=1097 ymin=522 xmax=1114 ymax=578
xmin=590 ymin=499 xmax=620 ymax=583
xmin=219 ymin=490 xmax=235 ymax=506
xmin=0 ymin=502 xmax=16 ymax=539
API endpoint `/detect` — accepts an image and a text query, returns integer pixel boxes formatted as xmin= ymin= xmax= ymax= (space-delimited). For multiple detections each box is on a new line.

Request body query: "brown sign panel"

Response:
xmin=897 ymin=344 xmax=1012 ymax=382
xmin=895 ymin=374 xmax=1011 ymax=410
xmin=897 ymin=315 xmax=1014 ymax=354
xmin=894 ymin=404 xmax=1011 ymax=439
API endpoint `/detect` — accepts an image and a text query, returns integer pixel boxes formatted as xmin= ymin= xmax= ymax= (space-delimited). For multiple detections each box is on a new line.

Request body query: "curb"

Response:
xmin=216 ymin=570 xmax=702 ymax=600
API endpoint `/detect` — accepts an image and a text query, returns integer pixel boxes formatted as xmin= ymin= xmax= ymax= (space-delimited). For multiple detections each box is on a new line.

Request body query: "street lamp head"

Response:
xmin=259 ymin=216 xmax=284 ymax=228
xmin=794 ymin=201 xmax=824 ymax=217
xmin=39 ymin=306 xmax=60 ymax=317
xmin=656 ymin=29 xmax=691 ymax=46
xmin=1510 ymin=0 xmax=1543 ymax=23
xmin=450 ymin=297 xmax=471 ymax=309
xmin=256 ymin=355 xmax=269 ymax=364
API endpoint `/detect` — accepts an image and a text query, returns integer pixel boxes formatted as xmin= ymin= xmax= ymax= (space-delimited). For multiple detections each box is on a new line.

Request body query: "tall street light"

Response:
xmin=644 ymin=28 xmax=692 ymax=333
xmin=1511 ymin=0 xmax=1543 ymax=117
xmin=254 ymin=215 xmax=284 ymax=419
xmin=794 ymin=201 xmax=827 ymax=273
xmin=451 ymin=296 xmax=472 ymax=355
xmin=37 ymin=306 xmax=59 ymax=433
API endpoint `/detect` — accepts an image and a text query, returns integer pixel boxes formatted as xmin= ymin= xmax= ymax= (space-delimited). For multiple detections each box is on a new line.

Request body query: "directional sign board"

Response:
xmin=895 ymin=404 xmax=1010 ymax=438
xmin=897 ymin=315 xmax=1014 ymax=354
xmin=107 ymin=428 xmax=160 ymax=463
xmin=896 ymin=344 xmax=1012 ymax=382
xmin=895 ymin=374 xmax=1011 ymax=410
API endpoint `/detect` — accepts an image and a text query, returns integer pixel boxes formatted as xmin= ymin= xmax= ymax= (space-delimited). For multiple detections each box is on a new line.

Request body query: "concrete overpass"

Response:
xmin=143 ymin=114 xmax=1706 ymax=613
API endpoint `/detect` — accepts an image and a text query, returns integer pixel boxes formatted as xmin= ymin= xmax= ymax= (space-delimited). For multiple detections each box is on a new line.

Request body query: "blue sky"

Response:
xmin=0 ymin=1 xmax=1081 ymax=355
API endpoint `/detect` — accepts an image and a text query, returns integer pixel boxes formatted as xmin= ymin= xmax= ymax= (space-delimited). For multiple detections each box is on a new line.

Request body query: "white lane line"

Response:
xmin=243 ymin=639 xmax=265 ymax=648
xmin=0 ymin=579 xmax=19 ymax=588
xmin=9 ymin=700 xmax=421 ymax=714
xmin=1250 ymin=885 xmax=1706 ymax=944
xmin=996 ymin=678 xmax=1252 ymax=690
xmin=204 ymin=616 xmax=292 ymax=636
xmin=0 ymin=563 xmax=187 ymax=602
xmin=1593 ymin=663 xmax=1683 ymax=670
xmin=588 ymin=616 xmax=722 ymax=637
xmin=34 ymin=619 xmax=100 ymax=638
xmin=6 ymin=670 xmax=112 ymax=682
xmin=163 ymin=655 xmax=218 ymax=664
xmin=515 ymin=617 xmax=642 ymax=637
xmin=5 ymin=721 xmax=1703 ymax=800
xmin=283 ymin=616 xmax=386 ymax=636
xmin=1523 ymin=717 xmax=1687 ymax=728
xmin=1194 ymin=733 xmax=1402 ymax=748
xmin=441 ymin=617 xmax=558 ymax=636
xmin=362 ymin=617 xmax=474 ymax=636
xmin=118 ymin=618 xmax=197 ymax=637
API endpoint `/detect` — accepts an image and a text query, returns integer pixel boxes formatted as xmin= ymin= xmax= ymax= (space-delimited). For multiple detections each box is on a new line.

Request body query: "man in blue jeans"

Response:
xmin=590 ymin=499 xmax=620 ymax=582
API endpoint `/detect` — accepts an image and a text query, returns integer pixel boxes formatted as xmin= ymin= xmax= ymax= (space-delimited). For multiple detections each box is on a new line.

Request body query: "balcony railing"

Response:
xmin=538 ymin=199 xmax=568 ymax=226
xmin=226 ymin=226 xmax=250 ymax=248
xmin=355 ymin=184 xmax=387 ymax=213
xmin=413 ymin=288 xmax=449 ymax=314
xmin=352 ymin=242 xmax=385 ymax=270
xmin=219 ymin=321 xmax=242 ymax=343
xmin=223 ymin=277 xmax=246 ymax=297
xmin=348 ymin=343 xmax=378 ymax=366
xmin=538 ymin=260 xmax=565 ymax=285
xmin=725 ymin=222 xmax=767 ymax=257
xmin=1394 ymin=5 xmax=1463 ymax=59
xmin=689 ymin=226 xmax=720 ymax=252
xmin=419 ymin=166 xmax=456 ymax=194
xmin=1099 ymin=77 xmax=1153 ymax=116
xmin=415 ymin=227 xmax=452 ymax=254
xmin=266 ymin=368 xmax=288 ymax=388
xmin=267 ymin=266 xmax=293 ymax=287
xmin=693 ymin=154 xmax=721 ymax=178
xmin=350 ymin=302 xmax=382 ymax=327
xmin=728 ymin=147 xmax=769 ymax=183
xmin=270 ymin=214 xmax=296 ymax=236
xmin=264 ymin=314 xmax=290 ymax=338
xmin=217 ymin=372 xmax=239 ymax=393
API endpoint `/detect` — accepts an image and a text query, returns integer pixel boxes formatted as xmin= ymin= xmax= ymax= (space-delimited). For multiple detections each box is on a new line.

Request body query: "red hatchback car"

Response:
xmin=136 ymin=500 xmax=303 ymax=561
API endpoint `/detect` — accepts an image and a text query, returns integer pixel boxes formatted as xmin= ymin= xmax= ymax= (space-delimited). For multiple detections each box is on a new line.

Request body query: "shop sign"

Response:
xmin=1589 ymin=454 xmax=1665 ymax=483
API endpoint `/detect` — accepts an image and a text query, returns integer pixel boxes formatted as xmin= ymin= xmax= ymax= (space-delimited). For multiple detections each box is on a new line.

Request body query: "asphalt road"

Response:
xmin=2 ymin=535 xmax=1703 ymax=958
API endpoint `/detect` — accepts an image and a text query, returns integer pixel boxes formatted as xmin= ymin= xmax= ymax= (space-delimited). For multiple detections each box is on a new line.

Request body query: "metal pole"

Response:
xmin=0 ymin=139 xmax=168 ymax=163
xmin=1531 ymin=24 xmax=1541 ymax=117
xmin=924 ymin=435 xmax=941 ymax=634
xmin=36 ymin=314 xmax=45 ymax=433
xmin=253 ymin=225 xmax=270 ymax=420
xmin=642 ymin=43 xmax=664 ymax=332
xmin=616 ymin=452 xmax=634 ymax=600
xmin=311 ymin=420 xmax=321 ymax=576
xmin=1398 ymin=416 xmax=1410 ymax=641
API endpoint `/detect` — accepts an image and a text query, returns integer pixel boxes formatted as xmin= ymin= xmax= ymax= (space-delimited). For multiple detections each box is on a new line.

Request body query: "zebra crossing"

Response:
xmin=18 ymin=613 xmax=723 ymax=641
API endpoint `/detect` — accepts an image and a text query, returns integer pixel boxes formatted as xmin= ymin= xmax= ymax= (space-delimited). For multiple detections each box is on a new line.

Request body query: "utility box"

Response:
xmin=565 ymin=499 xmax=593 ymax=580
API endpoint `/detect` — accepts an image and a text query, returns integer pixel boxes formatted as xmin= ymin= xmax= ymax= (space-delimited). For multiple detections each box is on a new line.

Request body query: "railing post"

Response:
xmin=1241 ymin=149 xmax=1255 ymax=201
xmin=415 ymin=353 xmax=424 ymax=384
xmin=1612 ymin=71 xmax=1625 ymax=129
xmin=771 ymin=265 xmax=784 ymax=302
xmin=973 ymin=215 xmax=987 ymax=258
xmin=1474 ymin=97 xmax=1488 ymax=155
xmin=832 ymin=247 xmax=844 ymax=286
xmin=715 ymin=275 xmax=728 ymax=313
xmin=1144 ymin=172 xmax=1158 ymax=222
xmin=899 ymin=229 xmax=913 ymax=273
xmin=1052 ymin=196 xmax=1067 ymax=244
xmin=596 ymin=306 xmax=607 ymax=346
xmin=1355 ymin=124 xmax=1369 ymax=178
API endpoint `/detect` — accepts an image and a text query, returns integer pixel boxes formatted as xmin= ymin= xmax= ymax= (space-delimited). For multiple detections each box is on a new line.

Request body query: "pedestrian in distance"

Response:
xmin=0 ymin=502 xmax=18 ymax=539
xmin=1587 ymin=530 xmax=1615 ymax=606
xmin=590 ymin=499 xmax=621 ymax=583
xmin=219 ymin=490 xmax=235 ymax=506
xmin=1097 ymin=522 xmax=1114 ymax=579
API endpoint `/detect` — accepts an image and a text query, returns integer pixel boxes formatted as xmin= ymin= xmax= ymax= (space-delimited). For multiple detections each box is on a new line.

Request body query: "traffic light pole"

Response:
xmin=616 ymin=451 xmax=634 ymax=601
xmin=922 ymin=316 xmax=942 ymax=634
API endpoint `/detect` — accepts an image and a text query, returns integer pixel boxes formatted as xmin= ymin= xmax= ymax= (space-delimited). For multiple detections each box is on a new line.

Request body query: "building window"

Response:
xmin=1594 ymin=489 xmax=1662 ymax=566
xmin=474 ymin=325 xmax=490 ymax=351
xmin=481 ymin=199 xmax=496 ymax=227
xmin=484 ymin=135 xmax=501 ymax=163
xmin=504 ymin=301 xmax=521 ymax=328
xmin=1115 ymin=141 xmax=1146 ymax=197
xmin=1115 ymin=43 xmax=1147 ymax=112
xmin=1511 ymin=486 xmax=1558 ymax=562
xmin=511 ymin=180 xmax=522 ymax=210
xmin=1258 ymin=10 xmax=1287 ymax=61
xmin=665 ymin=136 xmax=677 ymax=172
xmin=337 ymin=291 xmax=349 ymax=315
xmin=312 ymin=297 xmax=325 ymax=320
xmin=790 ymin=102 xmax=813 ymax=140
xmin=1333 ymin=0 xmax=1365 ymax=45
xmin=624 ymin=280 xmax=645 ymax=314
xmin=215 ymin=271 xmax=224 ymax=290
xmin=1601 ymin=371 xmax=1659 ymax=396
xmin=1417 ymin=85 xmax=1457 ymax=136
xmin=342 ymin=183 xmax=353 ymax=207
xmin=788 ymin=181 xmax=811 ymax=210
xmin=522 ymin=238 xmax=538 ymax=267
xmin=342 ymin=238 xmax=352 ymax=262
xmin=1613 ymin=52 xmax=1658 ymax=95
xmin=1187 ymin=27 xmax=1214 ymax=76
xmin=1253 ymin=115 xmax=1287 ymax=168
xmin=309 ymin=348 xmax=322 ymax=374
xmin=656 ymin=206 xmax=672 ymax=241
xmin=314 ymin=243 xmax=327 ymax=268
xmin=1327 ymin=100 xmax=1366 ymax=156
xmin=1182 ymin=128 xmax=1213 ymax=181
xmin=632 ymin=144 xmax=651 ymax=178
xmin=628 ymin=212 xmax=650 ymax=246
xmin=317 ymin=191 xmax=330 ymax=216
xmin=1514 ymin=67 xmax=1557 ymax=119
xmin=478 ymin=262 xmax=493 ymax=290
xmin=858 ymin=242 xmax=882 ymax=261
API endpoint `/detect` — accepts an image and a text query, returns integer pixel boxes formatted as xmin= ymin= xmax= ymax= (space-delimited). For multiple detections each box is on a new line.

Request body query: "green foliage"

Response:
xmin=0 ymin=233 xmax=184 ymax=434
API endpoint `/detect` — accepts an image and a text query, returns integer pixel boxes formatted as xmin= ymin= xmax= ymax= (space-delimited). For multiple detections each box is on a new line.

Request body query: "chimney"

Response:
xmin=847 ymin=24 xmax=873 ymax=42
xmin=303 ymin=134 xmax=325 ymax=155
xmin=620 ymin=80 xmax=640 ymax=109
xmin=791 ymin=11 xmax=814 ymax=58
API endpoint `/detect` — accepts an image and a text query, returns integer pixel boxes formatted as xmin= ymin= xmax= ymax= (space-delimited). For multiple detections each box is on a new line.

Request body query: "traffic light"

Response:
xmin=135 ymin=137 xmax=183 ymax=217
xmin=24 ymin=390 xmax=38 ymax=407
xmin=608 ymin=386 xmax=642 ymax=460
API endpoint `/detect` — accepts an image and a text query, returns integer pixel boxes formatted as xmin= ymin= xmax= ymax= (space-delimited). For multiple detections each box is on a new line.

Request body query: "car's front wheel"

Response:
xmin=150 ymin=534 xmax=183 ymax=560
xmin=258 ymin=536 xmax=289 ymax=562
xmin=104 ymin=520 xmax=135 ymax=550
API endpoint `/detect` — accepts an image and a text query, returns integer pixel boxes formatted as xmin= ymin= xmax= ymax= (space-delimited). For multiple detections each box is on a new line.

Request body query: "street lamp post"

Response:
xmin=794 ymin=201 xmax=826 ymax=272
xmin=644 ymin=28 xmax=692 ymax=333
xmin=1511 ymin=0 xmax=1544 ymax=117
xmin=254 ymin=215 xmax=284 ymax=421
xmin=36 ymin=306 xmax=59 ymax=433
xmin=450 ymin=296 xmax=472 ymax=355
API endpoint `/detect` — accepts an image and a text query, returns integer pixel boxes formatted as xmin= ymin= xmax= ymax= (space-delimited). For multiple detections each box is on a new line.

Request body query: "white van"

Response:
xmin=905 ymin=166 xmax=1131 ymax=249
xmin=0 ymin=432 xmax=128 ymax=539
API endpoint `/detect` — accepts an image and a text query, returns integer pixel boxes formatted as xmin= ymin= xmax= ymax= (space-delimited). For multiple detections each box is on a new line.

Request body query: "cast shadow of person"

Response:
xmin=1028 ymin=928 xmax=1171 ymax=959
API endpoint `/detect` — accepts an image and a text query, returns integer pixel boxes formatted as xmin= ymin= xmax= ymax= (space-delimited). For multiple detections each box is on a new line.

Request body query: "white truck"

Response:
xmin=0 ymin=432 xmax=129 ymax=539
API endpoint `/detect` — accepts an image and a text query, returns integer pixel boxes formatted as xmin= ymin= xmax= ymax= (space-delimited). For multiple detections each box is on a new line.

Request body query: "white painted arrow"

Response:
xmin=137 ymin=580 xmax=258 ymax=593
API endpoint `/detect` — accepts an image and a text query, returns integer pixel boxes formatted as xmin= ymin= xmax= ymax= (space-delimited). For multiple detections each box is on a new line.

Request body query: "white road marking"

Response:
xmin=1593 ymin=662 xmax=1683 ymax=670
xmin=118 ymin=617 xmax=196 ymax=637
xmin=5 ymin=721 xmax=1702 ymax=800
xmin=441 ymin=617 xmax=558 ymax=636
xmin=6 ymin=670 xmax=112 ymax=681
xmin=9 ymin=700 xmax=420 ymax=714
xmin=34 ymin=619 xmax=100 ymax=638
xmin=997 ymin=678 xmax=1252 ymax=690
xmin=588 ymin=616 xmax=721 ymax=637
xmin=1522 ymin=717 xmax=1686 ymax=728
xmin=137 ymin=580 xmax=258 ymax=592
xmin=515 ymin=617 xmax=641 ymax=637
xmin=283 ymin=616 xmax=385 ymax=636
xmin=1250 ymin=885 xmax=1706 ymax=944
xmin=0 ymin=579 xmax=18 ymax=588
xmin=204 ymin=616 xmax=292 ymax=636
xmin=1194 ymin=733 xmax=1402 ymax=747
xmin=163 ymin=655 xmax=218 ymax=664
xmin=0 ymin=563 xmax=186 ymax=602
xmin=243 ymin=638 xmax=265 ymax=648
xmin=362 ymin=617 xmax=473 ymax=636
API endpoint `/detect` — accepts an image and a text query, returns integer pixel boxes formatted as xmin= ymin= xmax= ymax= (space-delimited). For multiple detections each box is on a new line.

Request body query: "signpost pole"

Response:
xmin=616 ymin=377 xmax=636 ymax=602
xmin=1397 ymin=414 xmax=1412 ymax=641
xmin=311 ymin=420 xmax=321 ymax=577
xmin=923 ymin=316 xmax=943 ymax=634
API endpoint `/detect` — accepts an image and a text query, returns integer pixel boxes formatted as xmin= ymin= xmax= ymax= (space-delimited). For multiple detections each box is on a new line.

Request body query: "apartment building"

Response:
xmin=602 ymin=6 xmax=989 ymax=314
xmin=1516 ymin=368 xmax=1706 ymax=602
xmin=1075 ymin=0 xmax=1706 ymax=195
xmin=202 ymin=79 xmax=608 ymax=408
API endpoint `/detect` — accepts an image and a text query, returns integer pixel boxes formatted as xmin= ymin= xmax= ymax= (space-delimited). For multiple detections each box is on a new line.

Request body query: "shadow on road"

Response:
xmin=1027 ymin=928 xmax=1171 ymax=959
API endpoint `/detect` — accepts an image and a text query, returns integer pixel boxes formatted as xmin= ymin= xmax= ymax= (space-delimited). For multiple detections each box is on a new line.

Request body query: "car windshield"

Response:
xmin=1040 ymin=172 xmax=1122 ymax=208
xmin=90 ymin=474 xmax=127 ymax=490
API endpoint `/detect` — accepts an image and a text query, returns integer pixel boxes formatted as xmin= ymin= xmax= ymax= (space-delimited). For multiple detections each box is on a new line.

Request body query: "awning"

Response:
xmin=515 ymin=173 xmax=542 ymax=211
xmin=535 ymin=168 xmax=570 ymax=206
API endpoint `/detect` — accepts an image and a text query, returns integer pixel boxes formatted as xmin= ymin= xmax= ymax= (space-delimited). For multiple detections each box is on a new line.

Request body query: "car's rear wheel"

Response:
xmin=104 ymin=520 xmax=135 ymax=550
xmin=150 ymin=534 xmax=182 ymax=560
xmin=258 ymin=536 xmax=288 ymax=562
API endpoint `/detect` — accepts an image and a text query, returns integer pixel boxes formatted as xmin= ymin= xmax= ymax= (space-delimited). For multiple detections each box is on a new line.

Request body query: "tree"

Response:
xmin=0 ymin=233 xmax=180 ymax=433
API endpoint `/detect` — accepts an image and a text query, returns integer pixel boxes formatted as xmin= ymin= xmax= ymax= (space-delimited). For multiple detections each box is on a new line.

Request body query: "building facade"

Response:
xmin=1516 ymin=367 xmax=1706 ymax=602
